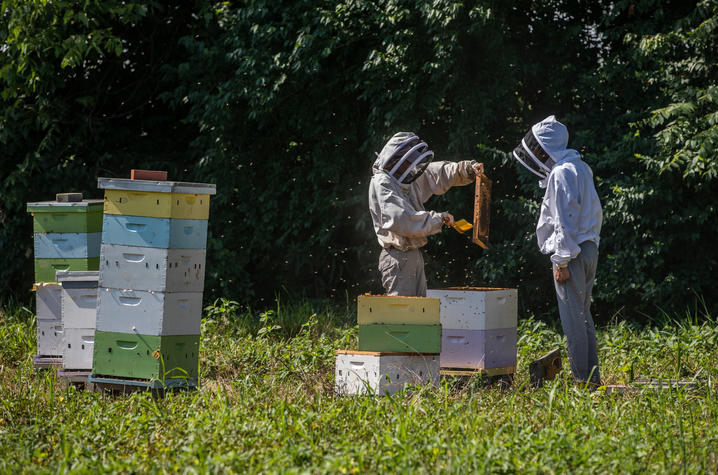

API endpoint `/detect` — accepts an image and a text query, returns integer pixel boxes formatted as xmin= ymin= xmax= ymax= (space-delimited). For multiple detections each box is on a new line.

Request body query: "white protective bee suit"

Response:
xmin=369 ymin=132 xmax=477 ymax=296
xmin=514 ymin=116 xmax=603 ymax=384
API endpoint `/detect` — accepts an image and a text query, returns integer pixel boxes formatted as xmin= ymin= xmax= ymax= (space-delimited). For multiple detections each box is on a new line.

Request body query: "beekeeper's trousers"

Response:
xmin=554 ymin=240 xmax=601 ymax=384
xmin=378 ymin=247 xmax=427 ymax=297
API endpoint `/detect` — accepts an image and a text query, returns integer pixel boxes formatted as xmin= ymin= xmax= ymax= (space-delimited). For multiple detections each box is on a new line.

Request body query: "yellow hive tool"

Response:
xmin=452 ymin=219 xmax=473 ymax=234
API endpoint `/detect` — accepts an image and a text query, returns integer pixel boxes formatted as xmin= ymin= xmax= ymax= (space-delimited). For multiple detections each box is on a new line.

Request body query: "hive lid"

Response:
xmin=98 ymin=177 xmax=217 ymax=195
xmin=55 ymin=271 xmax=100 ymax=283
xmin=26 ymin=200 xmax=104 ymax=213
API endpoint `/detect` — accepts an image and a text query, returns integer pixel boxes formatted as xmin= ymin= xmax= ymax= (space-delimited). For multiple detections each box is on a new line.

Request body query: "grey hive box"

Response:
xmin=95 ymin=288 xmax=202 ymax=336
xmin=99 ymin=244 xmax=206 ymax=292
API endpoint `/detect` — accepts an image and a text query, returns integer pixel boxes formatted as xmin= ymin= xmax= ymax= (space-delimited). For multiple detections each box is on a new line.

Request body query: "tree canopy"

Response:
xmin=1 ymin=0 xmax=716 ymax=319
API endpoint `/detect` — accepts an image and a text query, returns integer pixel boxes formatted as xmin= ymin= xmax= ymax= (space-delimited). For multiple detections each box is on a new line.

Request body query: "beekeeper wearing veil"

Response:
xmin=513 ymin=115 xmax=603 ymax=386
xmin=368 ymin=132 xmax=483 ymax=297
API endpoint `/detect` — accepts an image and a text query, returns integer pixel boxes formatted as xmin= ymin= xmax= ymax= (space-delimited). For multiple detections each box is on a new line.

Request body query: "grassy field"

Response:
xmin=1 ymin=297 xmax=717 ymax=473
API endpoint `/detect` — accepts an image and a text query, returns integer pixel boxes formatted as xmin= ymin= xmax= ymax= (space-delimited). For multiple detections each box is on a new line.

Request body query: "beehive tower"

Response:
xmin=335 ymin=295 xmax=441 ymax=395
xmin=90 ymin=174 xmax=216 ymax=388
xmin=27 ymin=194 xmax=103 ymax=365
xmin=426 ymin=287 xmax=518 ymax=377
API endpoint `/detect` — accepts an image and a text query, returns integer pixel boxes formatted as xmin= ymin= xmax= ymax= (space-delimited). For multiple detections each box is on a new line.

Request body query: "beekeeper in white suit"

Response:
xmin=369 ymin=132 xmax=483 ymax=297
xmin=513 ymin=115 xmax=603 ymax=385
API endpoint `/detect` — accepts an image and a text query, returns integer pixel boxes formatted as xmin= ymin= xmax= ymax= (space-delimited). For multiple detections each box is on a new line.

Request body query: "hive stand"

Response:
xmin=56 ymin=369 xmax=94 ymax=392
xmin=88 ymin=374 xmax=194 ymax=395
xmin=33 ymin=356 xmax=63 ymax=369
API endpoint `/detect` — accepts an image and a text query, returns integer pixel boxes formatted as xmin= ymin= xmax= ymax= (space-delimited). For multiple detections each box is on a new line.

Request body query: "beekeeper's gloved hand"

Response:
xmin=441 ymin=212 xmax=455 ymax=227
xmin=554 ymin=264 xmax=571 ymax=283
xmin=471 ymin=161 xmax=485 ymax=177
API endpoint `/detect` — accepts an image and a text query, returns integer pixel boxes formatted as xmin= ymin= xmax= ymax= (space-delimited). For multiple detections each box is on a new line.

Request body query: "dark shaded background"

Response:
xmin=1 ymin=0 xmax=716 ymax=320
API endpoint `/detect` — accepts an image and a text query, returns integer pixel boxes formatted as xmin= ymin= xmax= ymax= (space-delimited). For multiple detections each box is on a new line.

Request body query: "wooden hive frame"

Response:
xmin=472 ymin=173 xmax=492 ymax=249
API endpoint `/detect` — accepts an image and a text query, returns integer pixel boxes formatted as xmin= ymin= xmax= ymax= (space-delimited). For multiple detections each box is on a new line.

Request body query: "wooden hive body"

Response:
xmin=335 ymin=351 xmax=439 ymax=395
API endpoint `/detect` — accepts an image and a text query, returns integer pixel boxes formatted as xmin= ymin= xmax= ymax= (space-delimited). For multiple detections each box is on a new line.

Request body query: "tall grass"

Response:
xmin=0 ymin=299 xmax=35 ymax=366
xmin=0 ymin=299 xmax=716 ymax=473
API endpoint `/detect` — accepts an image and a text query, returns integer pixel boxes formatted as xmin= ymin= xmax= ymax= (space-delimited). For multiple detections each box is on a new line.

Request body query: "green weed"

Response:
xmin=0 ymin=300 xmax=716 ymax=473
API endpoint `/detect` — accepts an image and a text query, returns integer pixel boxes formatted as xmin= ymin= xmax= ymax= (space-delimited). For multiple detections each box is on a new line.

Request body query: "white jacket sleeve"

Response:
xmin=547 ymin=167 xmax=582 ymax=266
xmin=415 ymin=160 xmax=476 ymax=203
xmin=376 ymin=179 xmax=444 ymax=238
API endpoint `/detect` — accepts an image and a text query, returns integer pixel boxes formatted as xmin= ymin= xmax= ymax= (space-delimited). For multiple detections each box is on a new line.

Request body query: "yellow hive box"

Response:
xmin=357 ymin=295 xmax=440 ymax=325
xmin=103 ymin=190 xmax=211 ymax=220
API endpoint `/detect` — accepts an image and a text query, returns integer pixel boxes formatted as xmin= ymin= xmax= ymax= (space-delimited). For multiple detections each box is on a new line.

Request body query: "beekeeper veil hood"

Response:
xmin=374 ymin=132 xmax=434 ymax=184
xmin=512 ymin=116 xmax=579 ymax=187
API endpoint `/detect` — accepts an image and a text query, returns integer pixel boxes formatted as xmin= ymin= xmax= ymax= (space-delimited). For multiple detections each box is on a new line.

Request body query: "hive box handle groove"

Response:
xmin=117 ymin=340 xmax=138 ymax=349
xmin=447 ymin=336 xmax=466 ymax=343
xmin=118 ymin=296 xmax=141 ymax=306
xmin=122 ymin=253 xmax=145 ymax=262
xmin=125 ymin=223 xmax=146 ymax=231
xmin=388 ymin=331 xmax=409 ymax=339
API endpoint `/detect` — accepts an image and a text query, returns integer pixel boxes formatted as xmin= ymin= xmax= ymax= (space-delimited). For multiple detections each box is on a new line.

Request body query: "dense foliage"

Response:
xmin=1 ymin=1 xmax=716 ymax=318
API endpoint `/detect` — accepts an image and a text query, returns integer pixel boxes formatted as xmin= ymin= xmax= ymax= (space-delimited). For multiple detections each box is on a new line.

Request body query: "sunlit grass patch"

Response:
xmin=0 ymin=299 xmax=716 ymax=473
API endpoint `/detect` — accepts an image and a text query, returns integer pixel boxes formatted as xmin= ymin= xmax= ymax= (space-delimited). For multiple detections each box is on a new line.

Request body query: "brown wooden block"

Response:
xmin=472 ymin=174 xmax=492 ymax=249
xmin=130 ymin=169 xmax=168 ymax=181
xmin=529 ymin=347 xmax=562 ymax=387
xmin=56 ymin=192 xmax=83 ymax=202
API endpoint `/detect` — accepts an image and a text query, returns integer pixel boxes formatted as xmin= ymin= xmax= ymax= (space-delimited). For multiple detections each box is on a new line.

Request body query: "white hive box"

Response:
xmin=426 ymin=287 xmax=517 ymax=330
xmin=335 ymin=351 xmax=439 ymax=396
xmin=62 ymin=328 xmax=95 ymax=370
xmin=96 ymin=288 xmax=203 ymax=336
xmin=99 ymin=244 xmax=206 ymax=292
xmin=37 ymin=320 xmax=63 ymax=356
xmin=57 ymin=271 xmax=99 ymax=329
xmin=57 ymin=271 xmax=99 ymax=370
xmin=35 ymin=283 xmax=63 ymax=321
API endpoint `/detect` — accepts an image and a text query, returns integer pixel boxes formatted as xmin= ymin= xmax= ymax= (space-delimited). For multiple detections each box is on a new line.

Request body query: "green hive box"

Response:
xmin=34 ymin=257 xmax=100 ymax=283
xmin=27 ymin=201 xmax=104 ymax=233
xmin=92 ymin=331 xmax=199 ymax=381
xmin=358 ymin=324 xmax=442 ymax=353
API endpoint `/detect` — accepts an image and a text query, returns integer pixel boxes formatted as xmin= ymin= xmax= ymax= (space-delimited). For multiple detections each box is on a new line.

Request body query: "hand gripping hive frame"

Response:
xmin=472 ymin=174 xmax=492 ymax=249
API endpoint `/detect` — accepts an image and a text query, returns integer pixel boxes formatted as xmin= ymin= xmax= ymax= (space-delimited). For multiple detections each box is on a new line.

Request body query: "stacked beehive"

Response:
xmin=57 ymin=271 xmax=99 ymax=370
xmin=426 ymin=287 xmax=518 ymax=376
xmin=27 ymin=195 xmax=103 ymax=363
xmin=335 ymin=295 xmax=441 ymax=395
xmin=91 ymin=175 xmax=216 ymax=388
